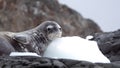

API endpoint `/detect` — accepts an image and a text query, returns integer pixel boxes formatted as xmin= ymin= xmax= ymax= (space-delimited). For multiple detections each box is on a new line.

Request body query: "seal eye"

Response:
xmin=47 ymin=28 xmax=52 ymax=31
xmin=59 ymin=28 xmax=62 ymax=31
xmin=46 ymin=25 xmax=54 ymax=32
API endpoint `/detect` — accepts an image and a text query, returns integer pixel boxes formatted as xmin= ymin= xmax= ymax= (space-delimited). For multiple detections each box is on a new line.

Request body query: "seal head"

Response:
xmin=36 ymin=21 xmax=62 ymax=41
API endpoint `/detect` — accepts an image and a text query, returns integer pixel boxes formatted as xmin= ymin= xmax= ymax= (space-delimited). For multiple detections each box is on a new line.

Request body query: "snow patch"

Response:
xmin=86 ymin=35 xmax=94 ymax=40
xmin=43 ymin=36 xmax=110 ymax=63
xmin=10 ymin=52 xmax=41 ymax=57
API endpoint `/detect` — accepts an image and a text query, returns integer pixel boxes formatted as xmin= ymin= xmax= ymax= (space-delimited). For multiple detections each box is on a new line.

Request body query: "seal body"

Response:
xmin=0 ymin=21 xmax=62 ymax=56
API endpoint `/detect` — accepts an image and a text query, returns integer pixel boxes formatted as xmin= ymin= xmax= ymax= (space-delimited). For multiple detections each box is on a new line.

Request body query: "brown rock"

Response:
xmin=0 ymin=0 xmax=102 ymax=37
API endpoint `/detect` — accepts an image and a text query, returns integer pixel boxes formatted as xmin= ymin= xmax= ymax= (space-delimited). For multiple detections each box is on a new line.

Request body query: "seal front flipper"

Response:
xmin=13 ymin=34 xmax=35 ymax=52
xmin=13 ymin=34 xmax=30 ymax=44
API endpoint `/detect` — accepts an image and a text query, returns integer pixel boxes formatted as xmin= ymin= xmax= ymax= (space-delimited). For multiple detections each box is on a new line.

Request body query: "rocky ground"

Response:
xmin=0 ymin=56 xmax=120 ymax=68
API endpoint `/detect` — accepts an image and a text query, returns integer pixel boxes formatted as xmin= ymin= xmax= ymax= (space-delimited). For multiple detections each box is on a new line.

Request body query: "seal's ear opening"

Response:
xmin=13 ymin=34 xmax=29 ymax=44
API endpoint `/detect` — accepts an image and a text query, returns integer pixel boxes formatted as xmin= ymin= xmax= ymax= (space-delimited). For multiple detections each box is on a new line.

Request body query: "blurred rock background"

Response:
xmin=0 ymin=0 xmax=102 ymax=37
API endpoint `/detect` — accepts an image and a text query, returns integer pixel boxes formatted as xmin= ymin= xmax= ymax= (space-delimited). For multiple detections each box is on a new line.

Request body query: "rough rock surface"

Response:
xmin=0 ymin=56 xmax=120 ymax=68
xmin=0 ymin=0 xmax=102 ymax=37
xmin=93 ymin=29 xmax=120 ymax=63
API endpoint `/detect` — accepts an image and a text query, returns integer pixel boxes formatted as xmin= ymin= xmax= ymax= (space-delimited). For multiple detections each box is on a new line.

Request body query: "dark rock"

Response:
xmin=0 ymin=56 xmax=120 ymax=68
xmin=93 ymin=29 xmax=120 ymax=62
xmin=0 ymin=0 xmax=102 ymax=38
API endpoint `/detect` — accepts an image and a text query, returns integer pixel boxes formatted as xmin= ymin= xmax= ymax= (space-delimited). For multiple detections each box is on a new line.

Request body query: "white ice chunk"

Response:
xmin=43 ymin=36 xmax=110 ymax=63
xmin=86 ymin=35 xmax=94 ymax=40
xmin=10 ymin=52 xmax=41 ymax=57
